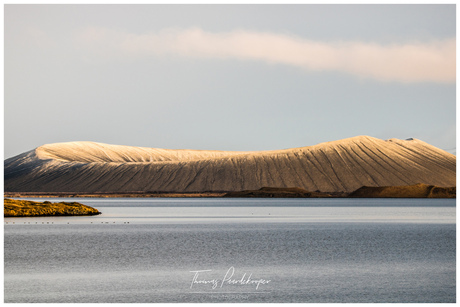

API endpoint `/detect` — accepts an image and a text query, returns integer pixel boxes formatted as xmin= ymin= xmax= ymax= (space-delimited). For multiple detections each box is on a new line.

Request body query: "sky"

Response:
xmin=4 ymin=4 xmax=456 ymax=159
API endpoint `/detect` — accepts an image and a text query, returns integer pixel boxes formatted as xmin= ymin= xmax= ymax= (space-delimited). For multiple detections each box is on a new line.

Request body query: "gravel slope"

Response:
xmin=4 ymin=136 xmax=456 ymax=193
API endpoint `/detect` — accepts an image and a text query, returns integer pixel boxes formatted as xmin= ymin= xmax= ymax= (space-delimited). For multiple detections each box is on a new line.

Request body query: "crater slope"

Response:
xmin=4 ymin=136 xmax=456 ymax=193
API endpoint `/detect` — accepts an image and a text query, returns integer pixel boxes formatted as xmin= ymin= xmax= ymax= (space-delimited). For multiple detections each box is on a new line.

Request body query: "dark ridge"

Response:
xmin=223 ymin=187 xmax=332 ymax=198
xmin=348 ymin=183 xmax=456 ymax=198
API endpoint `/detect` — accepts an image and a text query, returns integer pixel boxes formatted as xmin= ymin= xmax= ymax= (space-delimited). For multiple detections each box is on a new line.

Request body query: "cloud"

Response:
xmin=76 ymin=27 xmax=455 ymax=83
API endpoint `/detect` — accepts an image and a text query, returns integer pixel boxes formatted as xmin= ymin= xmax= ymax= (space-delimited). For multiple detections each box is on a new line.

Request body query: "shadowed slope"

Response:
xmin=4 ymin=136 xmax=456 ymax=193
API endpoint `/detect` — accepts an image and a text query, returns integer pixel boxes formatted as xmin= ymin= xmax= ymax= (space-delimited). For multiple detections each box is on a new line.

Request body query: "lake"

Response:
xmin=4 ymin=198 xmax=456 ymax=303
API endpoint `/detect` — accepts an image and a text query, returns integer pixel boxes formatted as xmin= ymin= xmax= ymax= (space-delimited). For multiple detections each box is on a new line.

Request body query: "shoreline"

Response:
xmin=4 ymin=184 xmax=456 ymax=199
xmin=4 ymin=192 xmax=228 ymax=198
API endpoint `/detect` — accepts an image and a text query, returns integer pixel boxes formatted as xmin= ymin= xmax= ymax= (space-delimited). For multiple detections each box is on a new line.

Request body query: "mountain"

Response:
xmin=4 ymin=136 xmax=456 ymax=193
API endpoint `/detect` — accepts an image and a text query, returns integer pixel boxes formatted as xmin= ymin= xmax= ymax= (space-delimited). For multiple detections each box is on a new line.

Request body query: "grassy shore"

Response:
xmin=4 ymin=198 xmax=101 ymax=217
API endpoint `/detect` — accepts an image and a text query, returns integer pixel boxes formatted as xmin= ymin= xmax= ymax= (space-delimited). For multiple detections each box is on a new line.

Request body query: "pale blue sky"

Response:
xmin=4 ymin=4 xmax=456 ymax=158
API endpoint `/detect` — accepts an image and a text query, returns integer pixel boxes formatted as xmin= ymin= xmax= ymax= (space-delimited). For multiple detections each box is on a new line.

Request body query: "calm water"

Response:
xmin=4 ymin=198 xmax=456 ymax=303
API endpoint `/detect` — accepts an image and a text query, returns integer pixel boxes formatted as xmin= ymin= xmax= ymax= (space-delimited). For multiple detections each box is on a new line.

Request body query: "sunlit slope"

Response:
xmin=4 ymin=136 xmax=456 ymax=193
xmin=35 ymin=141 xmax=251 ymax=163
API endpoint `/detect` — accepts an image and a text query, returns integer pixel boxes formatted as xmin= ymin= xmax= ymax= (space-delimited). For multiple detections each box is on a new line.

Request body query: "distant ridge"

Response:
xmin=4 ymin=136 xmax=456 ymax=193
xmin=223 ymin=187 xmax=331 ymax=198
xmin=349 ymin=183 xmax=456 ymax=198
